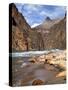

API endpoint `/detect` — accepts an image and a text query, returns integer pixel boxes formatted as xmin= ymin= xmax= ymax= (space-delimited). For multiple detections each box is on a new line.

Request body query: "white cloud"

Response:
xmin=40 ymin=11 xmax=46 ymax=16
xmin=23 ymin=5 xmax=39 ymax=11
xmin=31 ymin=23 xmax=41 ymax=28
xmin=27 ymin=11 xmax=32 ymax=14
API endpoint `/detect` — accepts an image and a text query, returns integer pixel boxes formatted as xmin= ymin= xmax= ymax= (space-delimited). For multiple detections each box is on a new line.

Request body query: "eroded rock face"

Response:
xmin=12 ymin=3 xmax=31 ymax=31
xmin=10 ymin=3 xmax=44 ymax=52
xmin=33 ymin=14 xmax=66 ymax=49
xmin=10 ymin=3 xmax=30 ymax=52
xmin=12 ymin=26 xmax=28 ymax=51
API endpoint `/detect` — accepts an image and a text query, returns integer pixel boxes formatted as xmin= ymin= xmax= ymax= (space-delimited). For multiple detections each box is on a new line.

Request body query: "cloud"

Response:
xmin=40 ymin=11 xmax=47 ymax=16
xmin=22 ymin=4 xmax=38 ymax=11
xmin=31 ymin=23 xmax=41 ymax=28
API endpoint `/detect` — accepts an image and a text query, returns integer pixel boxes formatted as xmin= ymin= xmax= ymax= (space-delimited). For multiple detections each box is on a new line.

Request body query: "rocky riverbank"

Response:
xmin=29 ymin=50 xmax=66 ymax=70
xmin=12 ymin=50 xmax=66 ymax=86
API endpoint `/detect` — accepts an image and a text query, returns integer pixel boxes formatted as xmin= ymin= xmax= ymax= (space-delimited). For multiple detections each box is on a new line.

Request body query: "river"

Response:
xmin=9 ymin=49 xmax=66 ymax=86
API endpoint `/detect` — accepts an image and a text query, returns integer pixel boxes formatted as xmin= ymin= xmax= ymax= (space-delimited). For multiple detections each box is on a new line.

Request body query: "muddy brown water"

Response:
xmin=12 ymin=57 xmax=66 ymax=86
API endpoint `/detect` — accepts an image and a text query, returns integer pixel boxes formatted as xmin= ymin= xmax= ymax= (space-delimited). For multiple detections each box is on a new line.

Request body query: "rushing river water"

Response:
xmin=10 ymin=49 xmax=63 ymax=57
xmin=10 ymin=49 xmax=66 ymax=86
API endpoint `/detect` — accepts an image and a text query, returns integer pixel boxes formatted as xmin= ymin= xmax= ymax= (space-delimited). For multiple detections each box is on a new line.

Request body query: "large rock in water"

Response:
xmin=32 ymin=79 xmax=44 ymax=85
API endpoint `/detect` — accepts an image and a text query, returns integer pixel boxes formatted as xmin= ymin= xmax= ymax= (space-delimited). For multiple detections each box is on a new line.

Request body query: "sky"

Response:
xmin=15 ymin=3 xmax=66 ymax=28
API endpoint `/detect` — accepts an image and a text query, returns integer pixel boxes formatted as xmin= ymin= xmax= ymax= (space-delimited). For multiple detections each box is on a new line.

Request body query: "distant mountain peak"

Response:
xmin=45 ymin=16 xmax=52 ymax=21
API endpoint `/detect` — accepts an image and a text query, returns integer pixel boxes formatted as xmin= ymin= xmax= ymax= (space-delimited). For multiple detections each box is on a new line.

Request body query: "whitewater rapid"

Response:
xmin=9 ymin=49 xmax=63 ymax=57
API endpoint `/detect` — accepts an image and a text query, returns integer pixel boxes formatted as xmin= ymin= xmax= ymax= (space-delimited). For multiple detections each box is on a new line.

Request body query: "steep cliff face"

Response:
xmin=34 ymin=15 xmax=66 ymax=49
xmin=12 ymin=3 xmax=31 ymax=31
xmin=28 ymin=30 xmax=44 ymax=51
xmin=47 ymin=16 xmax=66 ymax=49
xmin=10 ymin=3 xmax=44 ymax=52
xmin=11 ymin=3 xmax=30 ymax=51
xmin=12 ymin=26 xmax=28 ymax=51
